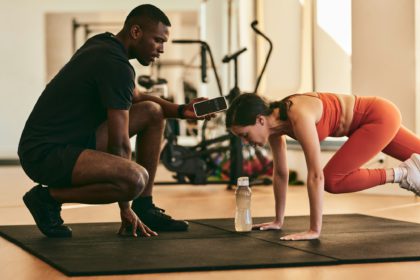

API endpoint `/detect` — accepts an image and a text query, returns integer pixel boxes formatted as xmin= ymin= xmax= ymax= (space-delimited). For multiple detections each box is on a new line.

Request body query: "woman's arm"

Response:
xmin=271 ymin=135 xmax=289 ymax=224
xmin=281 ymin=111 xmax=324 ymax=241
xmin=253 ymin=135 xmax=288 ymax=230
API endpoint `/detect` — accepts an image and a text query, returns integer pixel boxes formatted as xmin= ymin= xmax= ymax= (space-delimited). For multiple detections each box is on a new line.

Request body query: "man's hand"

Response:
xmin=183 ymin=98 xmax=216 ymax=120
xmin=118 ymin=208 xmax=157 ymax=237
xmin=252 ymin=220 xmax=283 ymax=231
xmin=280 ymin=229 xmax=320 ymax=241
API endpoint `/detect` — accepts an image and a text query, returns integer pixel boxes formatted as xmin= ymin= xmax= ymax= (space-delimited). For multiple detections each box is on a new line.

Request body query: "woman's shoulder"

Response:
xmin=285 ymin=92 xmax=319 ymax=99
xmin=286 ymin=93 xmax=323 ymax=122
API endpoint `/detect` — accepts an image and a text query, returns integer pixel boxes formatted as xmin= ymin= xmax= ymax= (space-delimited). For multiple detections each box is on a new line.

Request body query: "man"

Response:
xmin=18 ymin=4 xmax=203 ymax=238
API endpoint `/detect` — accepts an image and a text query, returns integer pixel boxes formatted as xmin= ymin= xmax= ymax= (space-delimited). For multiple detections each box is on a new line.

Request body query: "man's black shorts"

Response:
xmin=19 ymin=134 xmax=97 ymax=188
xmin=20 ymin=144 xmax=86 ymax=188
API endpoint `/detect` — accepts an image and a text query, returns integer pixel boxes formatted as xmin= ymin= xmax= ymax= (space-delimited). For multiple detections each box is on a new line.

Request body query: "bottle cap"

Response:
xmin=237 ymin=176 xmax=249 ymax=186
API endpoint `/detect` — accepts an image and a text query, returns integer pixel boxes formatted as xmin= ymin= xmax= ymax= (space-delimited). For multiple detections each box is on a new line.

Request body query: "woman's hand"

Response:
xmin=252 ymin=220 xmax=283 ymax=231
xmin=280 ymin=229 xmax=320 ymax=241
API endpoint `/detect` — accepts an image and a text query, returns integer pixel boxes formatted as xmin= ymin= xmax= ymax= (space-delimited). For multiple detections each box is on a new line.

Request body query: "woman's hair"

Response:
xmin=225 ymin=93 xmax=282 ymax=128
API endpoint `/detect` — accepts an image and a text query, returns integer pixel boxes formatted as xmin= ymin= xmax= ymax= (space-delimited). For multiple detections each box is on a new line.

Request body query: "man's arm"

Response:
xmin=107 ymin=108 xmax=131 ymax=159
xmin=132 ymin=89 xmax=180 ymax=118
xmin=132 ymin=88 xmax=212 ymax=120
xmin=107 ymin=108 xmax=157 ymax=237
xmin=107 ymin=109 xmax=132 ymax=210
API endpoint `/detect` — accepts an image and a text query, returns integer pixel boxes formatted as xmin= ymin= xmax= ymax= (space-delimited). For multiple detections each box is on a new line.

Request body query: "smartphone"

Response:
xmin=193 ymin=96 xmax=228 ymax=117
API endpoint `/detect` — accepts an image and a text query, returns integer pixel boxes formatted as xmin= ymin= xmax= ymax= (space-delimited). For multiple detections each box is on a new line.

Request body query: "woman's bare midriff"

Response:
xmin=328 ymin=93 xmax=355 ymax=137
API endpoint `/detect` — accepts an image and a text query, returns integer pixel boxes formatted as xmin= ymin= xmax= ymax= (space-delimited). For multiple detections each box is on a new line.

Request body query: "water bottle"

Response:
xmin=235 ymin=176 xmax=252 ymax=232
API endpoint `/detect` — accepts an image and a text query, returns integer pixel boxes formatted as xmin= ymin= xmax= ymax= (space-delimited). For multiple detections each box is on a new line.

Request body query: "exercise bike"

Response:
xmin=156 ymin=20 xmax=273 ymax=188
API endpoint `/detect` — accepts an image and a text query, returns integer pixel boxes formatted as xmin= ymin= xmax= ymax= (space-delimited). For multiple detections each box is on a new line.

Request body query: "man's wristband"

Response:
xmin=177 ymin=104 xmax=186 ymax=119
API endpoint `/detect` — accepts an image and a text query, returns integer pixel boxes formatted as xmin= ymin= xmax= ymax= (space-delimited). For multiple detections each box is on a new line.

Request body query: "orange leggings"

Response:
xmin=324 ymin=96 xmax=420 ymax=193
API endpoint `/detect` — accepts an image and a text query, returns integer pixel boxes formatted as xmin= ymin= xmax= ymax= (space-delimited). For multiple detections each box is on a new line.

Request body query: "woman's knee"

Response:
xmin=324 ymin=172 xmax=343 ymax=194
xmin=324 ymin=183 xmax=341 ymax=194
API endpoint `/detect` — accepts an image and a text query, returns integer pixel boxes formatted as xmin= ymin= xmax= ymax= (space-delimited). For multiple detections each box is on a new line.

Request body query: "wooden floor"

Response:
xmin=2 ymin=165 xmax=420 ymax=280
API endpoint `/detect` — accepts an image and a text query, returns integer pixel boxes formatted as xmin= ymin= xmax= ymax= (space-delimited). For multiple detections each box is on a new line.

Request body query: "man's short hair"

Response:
xmin=124 ymin=4 xmax=171 ymax=29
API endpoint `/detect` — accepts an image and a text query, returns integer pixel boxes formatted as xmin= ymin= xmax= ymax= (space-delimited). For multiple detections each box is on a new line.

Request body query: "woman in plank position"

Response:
xmin=226 ymin=92 xmax=420 ymax=240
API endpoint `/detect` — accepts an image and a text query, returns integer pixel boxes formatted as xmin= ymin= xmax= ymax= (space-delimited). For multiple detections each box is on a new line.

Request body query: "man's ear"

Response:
xmin=256 ymin=115 xmax=264 ymax=126
xmin=130 ymin=24 xmax=143 ymax=40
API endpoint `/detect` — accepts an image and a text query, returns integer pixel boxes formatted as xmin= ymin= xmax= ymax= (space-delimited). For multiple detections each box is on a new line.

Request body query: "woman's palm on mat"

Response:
xmin=280 ymin=230 xmax=320 ymax=241
xmin=252 ymin=221 xmax=283 ymax=231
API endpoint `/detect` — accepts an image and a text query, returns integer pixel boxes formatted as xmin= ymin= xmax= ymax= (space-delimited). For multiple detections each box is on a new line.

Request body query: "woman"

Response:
xmin=226 ymin=92 xmax=420 ymax=241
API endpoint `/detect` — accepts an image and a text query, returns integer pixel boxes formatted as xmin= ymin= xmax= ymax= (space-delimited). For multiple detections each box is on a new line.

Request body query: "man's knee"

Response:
xmin=120 ymin=164 xmax=149 ymax=200
xmin=136 ymin=101 xmax=165 ymax=124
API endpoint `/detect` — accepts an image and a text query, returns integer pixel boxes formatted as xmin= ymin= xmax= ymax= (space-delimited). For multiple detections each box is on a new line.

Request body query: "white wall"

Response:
xmin=260 ymin=0 xmax=303 ymax=99
xmin=201 ymin=0 xmax=226 ymax=99
xmin=0 ymin=0 xmax=201 ymax=159
xmin=0 ymin=2 xmax=45 ymax=158
xmin=259 ymin=0 xmax=352 ymax=98
xmin=353 ymin=0 xmax=416 ymax=131
xmin=352 ymin=0 xmax=417 ymax=195
xmin=314 ymin=0 xmax=352 ymax=93
xmin=417 ymin=0 xmax=420 ymax=134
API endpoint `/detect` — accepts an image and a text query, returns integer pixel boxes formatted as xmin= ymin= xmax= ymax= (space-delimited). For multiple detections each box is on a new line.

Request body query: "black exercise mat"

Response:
xmin=1 ymin=214 xmax=420 ymax=276
xmin=0 ymin=220 xmax=335 ymax=276
xmin=196 ymin=214 xmax=420 ymax=263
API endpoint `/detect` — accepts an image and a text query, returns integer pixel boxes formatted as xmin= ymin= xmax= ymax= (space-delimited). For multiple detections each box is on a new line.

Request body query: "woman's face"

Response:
xmin=231 ymin=116 xmax=269 ymax=147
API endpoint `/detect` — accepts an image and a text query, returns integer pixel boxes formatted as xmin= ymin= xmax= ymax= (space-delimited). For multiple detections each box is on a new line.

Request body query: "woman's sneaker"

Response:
xmin=399 ymin=153 xmax=420 ymax=196
xmin=23 ymin=185 xmax=72 ymax=237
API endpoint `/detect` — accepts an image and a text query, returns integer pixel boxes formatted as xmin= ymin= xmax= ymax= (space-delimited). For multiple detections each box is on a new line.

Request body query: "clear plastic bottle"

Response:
xmin=235 ymin=176 xmax=252 ymax=232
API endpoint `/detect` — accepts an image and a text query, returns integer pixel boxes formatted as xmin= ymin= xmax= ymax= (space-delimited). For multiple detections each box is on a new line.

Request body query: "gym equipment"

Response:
xmin=160 ymin=119 xmax=231 ymax=184
xmin=2 ymin=214 xmax=420 ymax=276
xmin=137 ymin=74 xmax=221 ymax=185
xmin=159 ymin=21 xmax=273 ymax=188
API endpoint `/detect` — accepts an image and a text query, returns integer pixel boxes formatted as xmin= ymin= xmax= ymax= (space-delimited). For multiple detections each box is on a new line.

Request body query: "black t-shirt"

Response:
xmin=18 ymin=32 xmax=135 ymax=161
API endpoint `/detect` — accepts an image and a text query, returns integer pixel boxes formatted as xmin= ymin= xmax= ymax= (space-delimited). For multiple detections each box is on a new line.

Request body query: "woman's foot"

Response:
xmin=399 ymin=154 xmax=420 ymax=196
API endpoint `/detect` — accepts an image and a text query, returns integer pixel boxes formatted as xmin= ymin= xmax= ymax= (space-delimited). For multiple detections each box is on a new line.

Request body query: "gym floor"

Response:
xmin=1 ymin=165 xmax=420 ymax=280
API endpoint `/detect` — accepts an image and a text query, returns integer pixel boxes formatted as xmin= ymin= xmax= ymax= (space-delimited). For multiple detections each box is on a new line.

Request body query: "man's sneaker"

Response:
xmin=132 ymin=202 xmax=189 ymax=232
xmin=399 ymin=153 xmax=420 ymax=196
xmin=23 ymin=185 xmax=72 ymax=238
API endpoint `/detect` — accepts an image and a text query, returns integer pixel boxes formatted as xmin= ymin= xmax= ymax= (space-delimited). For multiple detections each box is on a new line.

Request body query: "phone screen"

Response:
xmin=193 ymin=97 xmax=228 ymax=117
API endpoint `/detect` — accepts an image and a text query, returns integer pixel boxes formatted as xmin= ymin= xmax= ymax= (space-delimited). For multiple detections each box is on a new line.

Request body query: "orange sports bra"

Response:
xmin=279 ymin=92 xmax=342 ymax=141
